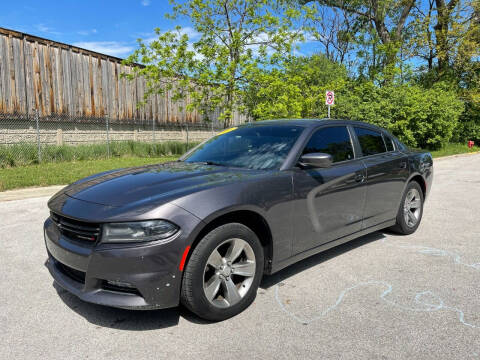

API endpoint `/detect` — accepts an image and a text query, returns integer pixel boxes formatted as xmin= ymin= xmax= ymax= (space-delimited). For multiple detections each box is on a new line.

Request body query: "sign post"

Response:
xmin=325 ymin=90 xmax=335 ymax=118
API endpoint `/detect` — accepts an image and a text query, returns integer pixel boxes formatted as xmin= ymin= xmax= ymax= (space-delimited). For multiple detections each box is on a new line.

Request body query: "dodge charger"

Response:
xmin=44 ymin=119 xmax=433 ymax=321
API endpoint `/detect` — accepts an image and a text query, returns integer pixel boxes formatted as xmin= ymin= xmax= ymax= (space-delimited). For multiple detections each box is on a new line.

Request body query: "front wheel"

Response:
xmin=180 ymin=223 xmax=264 ymax=321
xmin=390 ymin=181 xmax=424 ymax=235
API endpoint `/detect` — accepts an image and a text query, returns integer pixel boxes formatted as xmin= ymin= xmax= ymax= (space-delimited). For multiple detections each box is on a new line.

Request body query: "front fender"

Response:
xmin=172 ymin=171 xmax=295 ymax=264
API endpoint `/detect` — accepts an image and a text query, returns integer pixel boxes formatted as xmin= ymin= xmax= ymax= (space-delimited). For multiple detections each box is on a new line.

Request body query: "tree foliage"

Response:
xmin=125 ymin=0 xmax=479 ymax=149
xmin=246 ymin=55 xmax=348 ymax=119
xmin=248 ymin=55 xmax=464 ymax=149
xmin=124 ymin=0 xmax=312 ymax=127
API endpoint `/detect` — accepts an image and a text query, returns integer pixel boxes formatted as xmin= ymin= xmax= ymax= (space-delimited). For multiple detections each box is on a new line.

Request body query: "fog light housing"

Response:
xmin=106 ymin=280 xmax=136 ymax=289
xmin=102 ymin=279 xmax=141 ymax=296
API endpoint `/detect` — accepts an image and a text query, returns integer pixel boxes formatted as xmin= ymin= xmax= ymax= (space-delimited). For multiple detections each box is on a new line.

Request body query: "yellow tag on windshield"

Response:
xmin=217 ymin=127 xmax=237 ymax=136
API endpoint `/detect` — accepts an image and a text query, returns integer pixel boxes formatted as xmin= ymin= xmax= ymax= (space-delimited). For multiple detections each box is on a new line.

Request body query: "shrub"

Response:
xmin=248 ymin=55 xmax=465 ymax=149
xmin=334 ymin=82 xmax=464 ymax=149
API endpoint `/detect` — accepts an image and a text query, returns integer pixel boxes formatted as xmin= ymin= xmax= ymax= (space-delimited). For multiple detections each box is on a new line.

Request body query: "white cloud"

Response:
xmin=77 ymin=29 xmax=98 ymax=36
xmin=72 ymin=41 xmax=134 ymax=57
xmin=179 ymin=26 xmax=200 ymax=40
xmin=35 ymin=23 xmax=61 ymax=35
xmin=36 ymin=24 xmax=50 ymax=32
xmin=141 ymin=0 xmax=150 ymax=6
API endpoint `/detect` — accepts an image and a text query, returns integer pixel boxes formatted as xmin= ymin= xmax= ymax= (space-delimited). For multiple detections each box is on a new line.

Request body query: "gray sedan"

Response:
xmin=44 ymin=119 xmax=433 ymax=321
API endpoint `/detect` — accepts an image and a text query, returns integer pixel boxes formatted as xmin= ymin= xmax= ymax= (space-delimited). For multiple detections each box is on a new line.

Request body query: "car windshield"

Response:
xmin=183 ymin=124 xmax=303 ymax=170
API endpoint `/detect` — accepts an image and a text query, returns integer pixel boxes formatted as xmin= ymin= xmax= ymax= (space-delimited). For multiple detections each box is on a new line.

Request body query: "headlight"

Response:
xmin=102 ymin=220 xmax=179 ymax=243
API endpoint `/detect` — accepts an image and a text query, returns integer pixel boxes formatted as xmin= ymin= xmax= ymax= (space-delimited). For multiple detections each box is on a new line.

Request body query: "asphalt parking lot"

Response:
xmin=1 ymin=154 xmax=479 ymax=360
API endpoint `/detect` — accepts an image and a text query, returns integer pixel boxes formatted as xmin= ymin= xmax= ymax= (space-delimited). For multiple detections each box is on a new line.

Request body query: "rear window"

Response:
xmin=383 ymin=135 xmax=395 ymax=151
xmin=392 ymin=135 xmax=408 ymax=151
xmin=354 ymin=127 xmax=386 ymax=156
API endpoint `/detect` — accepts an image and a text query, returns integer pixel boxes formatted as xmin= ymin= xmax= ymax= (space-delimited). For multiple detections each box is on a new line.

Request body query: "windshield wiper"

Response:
xmin=184 ymin=160 xmax=225 ymax=166
xmin=203 ymin=161 xmax=225 ymax=166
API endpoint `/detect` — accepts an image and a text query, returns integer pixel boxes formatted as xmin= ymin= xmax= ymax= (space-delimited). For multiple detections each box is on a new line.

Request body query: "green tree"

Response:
xmin=409 ymin=0 xmax=480 ymax=142
xmin=245 ymin=55 xmax=348 ymax=119
xmin=407 ymin=0 xmax=480 ymax=77
xmin=301 ymin=0 xmax=416 ymax=80
xmin=247 ymin=54 xmax=464 ymax=149
xmin=124 ymin=0 xmax=312 ymax=127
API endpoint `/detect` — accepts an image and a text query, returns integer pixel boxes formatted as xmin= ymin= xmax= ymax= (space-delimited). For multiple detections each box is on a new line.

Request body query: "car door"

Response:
xmin=292 ymin=125 xmax=367 ymax=255
xmin=352 ymin=126 xmax=410 ymax=229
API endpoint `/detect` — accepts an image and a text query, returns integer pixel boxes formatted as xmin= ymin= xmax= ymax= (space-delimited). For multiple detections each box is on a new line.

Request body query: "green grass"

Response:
xmin=429 ymin=143 xmax=479 ymax=158
xmin=0 ymin=156 xmax=176 ymax=192
xmin=0 ymin=141 xmax=199 ymax=168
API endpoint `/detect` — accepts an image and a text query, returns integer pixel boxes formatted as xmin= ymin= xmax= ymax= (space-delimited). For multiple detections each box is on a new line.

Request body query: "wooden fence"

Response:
xmin=0 ymin=27 xmax=247 ymax=125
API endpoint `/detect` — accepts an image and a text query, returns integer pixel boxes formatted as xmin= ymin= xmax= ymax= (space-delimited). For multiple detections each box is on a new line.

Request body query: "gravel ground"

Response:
xmin=1 ymin=154 xmax=479 ymax=359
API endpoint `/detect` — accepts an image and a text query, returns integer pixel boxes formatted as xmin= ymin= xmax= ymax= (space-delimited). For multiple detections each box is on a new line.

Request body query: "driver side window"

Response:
xmin=302 ymin=126 xmax=354 ymax=163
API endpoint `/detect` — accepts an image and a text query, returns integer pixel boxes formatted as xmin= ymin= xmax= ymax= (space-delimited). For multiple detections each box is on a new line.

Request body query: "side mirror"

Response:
xmin=299 ymin=152 xmax=333 ymax=168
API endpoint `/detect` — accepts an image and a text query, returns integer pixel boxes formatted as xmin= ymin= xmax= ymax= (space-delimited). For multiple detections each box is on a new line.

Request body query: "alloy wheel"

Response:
xmin=403 ymin=188 xmax=421 ymax=228
xmin=203 ymin=238 xmax=256 ymax=308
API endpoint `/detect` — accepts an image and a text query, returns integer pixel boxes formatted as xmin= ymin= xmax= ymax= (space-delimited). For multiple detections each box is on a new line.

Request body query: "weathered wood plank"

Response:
xmin=62 ymin=48 xmax=72 ymax=116
xmin=50 ymin=46 xmax=59 ymax=115
xmin=39 ymin=43 xmax=49 ymax=115
xmin=23 ymin=40 xmax=35 ymax=114
xmin=6 ymin=35 xmax=16 ymax=112
xmin=13 ymin=38 xmax=26 ymax=113
xmin=0 ymin=30 xmax=245 ymax=124
xmin=32 ymin=41 xmax=42 ymax=113
xmin=0 ymin=36 xmax=8 ymax=112
xmin=88 ymin=55 xmax=95 ymax=117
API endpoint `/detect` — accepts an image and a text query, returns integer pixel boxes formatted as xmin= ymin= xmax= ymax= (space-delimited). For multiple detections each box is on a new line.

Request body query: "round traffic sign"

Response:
xmin=325 ymin=91 xmax=335 ymax=105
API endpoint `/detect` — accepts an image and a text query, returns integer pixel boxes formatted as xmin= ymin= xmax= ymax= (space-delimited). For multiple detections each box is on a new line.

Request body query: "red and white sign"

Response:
xmin=325 ymin=91 xmax=335 ymax=106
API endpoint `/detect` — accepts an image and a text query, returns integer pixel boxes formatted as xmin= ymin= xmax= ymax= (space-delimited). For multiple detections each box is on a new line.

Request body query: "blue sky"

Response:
xmin=0 ymin=0 xmax=195 ymax=58
xmin=0 ymin=0 xmax=321 ymax=59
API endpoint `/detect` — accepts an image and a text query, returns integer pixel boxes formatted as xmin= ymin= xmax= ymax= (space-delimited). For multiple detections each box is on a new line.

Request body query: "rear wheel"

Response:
xmin=390 ymin=181 xmax=424 ymax=235
xmin=181 ymin=223 xmax=264 ymax=321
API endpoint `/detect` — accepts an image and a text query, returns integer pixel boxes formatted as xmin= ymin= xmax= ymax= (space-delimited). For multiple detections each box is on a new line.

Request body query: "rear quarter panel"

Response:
xmin=407 ymin=151 xmax=434 ymax=199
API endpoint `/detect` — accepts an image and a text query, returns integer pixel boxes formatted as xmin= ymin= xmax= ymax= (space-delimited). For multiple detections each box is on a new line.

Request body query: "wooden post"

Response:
xmin=35 ymin=109 xmax=41 ymax=162
xmin=56 ymin=128 xmax=63 ymax=145
xmin=106 ymin=115 xmax=110 ymax=158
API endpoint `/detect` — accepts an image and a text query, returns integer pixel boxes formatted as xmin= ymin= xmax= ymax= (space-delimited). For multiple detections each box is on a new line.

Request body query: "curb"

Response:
xmin=433 ymin=151 xmax=480 ymax=161
xmin=0 ymin=185 xmax=66 ymax=202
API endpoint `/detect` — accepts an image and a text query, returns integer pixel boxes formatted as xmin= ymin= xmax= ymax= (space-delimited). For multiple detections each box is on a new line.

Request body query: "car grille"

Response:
xmin=50 ymin=212 xmax=101 ymax=243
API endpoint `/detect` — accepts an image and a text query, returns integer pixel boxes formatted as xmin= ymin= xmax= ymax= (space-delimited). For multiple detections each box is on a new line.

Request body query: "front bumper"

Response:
xmin=44 ymin=210 xmax=200 ymax=310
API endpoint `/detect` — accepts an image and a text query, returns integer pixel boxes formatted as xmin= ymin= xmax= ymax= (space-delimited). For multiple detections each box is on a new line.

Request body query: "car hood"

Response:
xmin=59 ymin=161 xmax=267 ymax=207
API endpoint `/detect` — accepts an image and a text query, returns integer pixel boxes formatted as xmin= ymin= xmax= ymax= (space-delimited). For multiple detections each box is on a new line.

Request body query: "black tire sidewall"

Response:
xmin=181 ymin=223 xmax=264 ymax=321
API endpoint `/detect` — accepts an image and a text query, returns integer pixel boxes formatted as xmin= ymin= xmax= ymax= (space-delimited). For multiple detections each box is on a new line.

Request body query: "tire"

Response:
xmin=180 ymin=223 xmax=264 ymax=321
xmin=390 ymin=181 xmax=424 ymax=235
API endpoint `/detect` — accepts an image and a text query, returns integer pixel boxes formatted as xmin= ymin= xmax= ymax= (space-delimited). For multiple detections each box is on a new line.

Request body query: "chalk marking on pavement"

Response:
xmin=275 ymin=281 xmax=479 ymax=328
xmin=382 ymin=239 xmax=480 ymax=271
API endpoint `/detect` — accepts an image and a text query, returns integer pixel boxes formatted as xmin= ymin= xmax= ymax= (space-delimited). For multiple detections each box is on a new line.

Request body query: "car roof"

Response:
xmin=240 ymin=119 xmax=388 ymax=132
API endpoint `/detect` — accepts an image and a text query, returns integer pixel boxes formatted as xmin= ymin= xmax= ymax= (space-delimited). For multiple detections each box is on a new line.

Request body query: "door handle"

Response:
xmin=399 ymin=161 xmax=407 ymax=169
xmin=355 ymin=174 xmax=365 ymax=182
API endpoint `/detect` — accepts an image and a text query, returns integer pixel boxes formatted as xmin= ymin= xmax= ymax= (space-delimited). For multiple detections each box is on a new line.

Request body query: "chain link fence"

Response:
xmin=0 ymin=110 xmax=226 ymax=167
